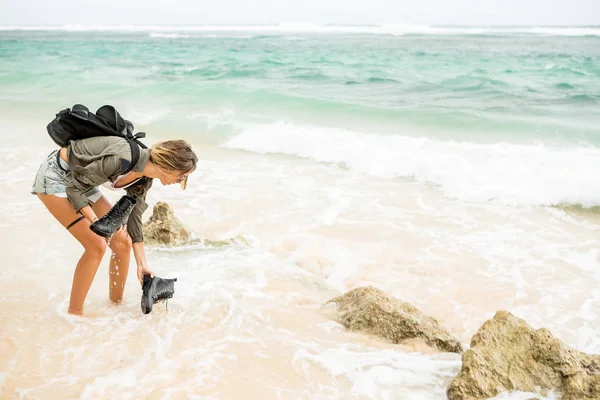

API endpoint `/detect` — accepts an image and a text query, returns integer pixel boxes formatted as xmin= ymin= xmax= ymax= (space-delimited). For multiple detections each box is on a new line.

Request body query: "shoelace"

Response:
xmin=152 ymin=287 xmax=174 ymax=302
xmin=104 ymin=202 xmax=132 ymax=230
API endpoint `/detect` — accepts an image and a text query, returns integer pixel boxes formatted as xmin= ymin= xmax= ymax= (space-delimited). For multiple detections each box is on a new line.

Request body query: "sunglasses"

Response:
xmin=176 ymin=173 xmax=188 ymax=184
xmin=157 ymin=166 xmax=190 ymax=186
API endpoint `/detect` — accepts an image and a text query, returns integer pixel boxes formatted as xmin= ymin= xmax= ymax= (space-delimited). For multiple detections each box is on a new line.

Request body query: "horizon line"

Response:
xmin=1 ymin=23 xmax=599 ymax=28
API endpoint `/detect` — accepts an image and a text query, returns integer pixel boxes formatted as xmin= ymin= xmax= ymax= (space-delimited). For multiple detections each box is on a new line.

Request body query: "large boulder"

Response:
xmin=325 ymin=286 xmax=463 ymax=353
xmin=447 ymin=310 xmax=600 ymax=400
xmin=142 ymin=202 xmax=192 ymax=246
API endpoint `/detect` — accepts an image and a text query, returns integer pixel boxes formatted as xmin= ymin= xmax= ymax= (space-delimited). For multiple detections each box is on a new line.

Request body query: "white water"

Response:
xmin=1 ymin=24 xmax=600 ymax=37
xmin=225 ymin=121 xmax=600 ymax=208
xmin=1 ymin=122 xmax=599 ymax=399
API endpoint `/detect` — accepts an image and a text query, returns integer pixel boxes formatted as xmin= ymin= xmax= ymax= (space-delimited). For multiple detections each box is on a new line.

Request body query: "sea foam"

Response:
xmin=1 ymin=24 xmax=599 ymax=36
xmin=224 ymin=122 xmax=600 ymax=207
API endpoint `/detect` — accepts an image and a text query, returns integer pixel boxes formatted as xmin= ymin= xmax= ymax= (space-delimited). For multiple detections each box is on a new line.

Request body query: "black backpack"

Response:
xmin=47 ymin=104 xmax=147 ymax=174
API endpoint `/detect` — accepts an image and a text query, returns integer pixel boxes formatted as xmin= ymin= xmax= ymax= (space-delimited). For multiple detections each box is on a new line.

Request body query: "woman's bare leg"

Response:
xmin=91 ymin=196 xmax=132 ymax=304
xmin=37 ymin=194 xmax=107 ymax=315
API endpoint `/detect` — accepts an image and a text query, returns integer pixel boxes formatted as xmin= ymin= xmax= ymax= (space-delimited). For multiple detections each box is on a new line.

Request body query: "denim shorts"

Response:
xmin=31 ymin=150 xmax=103 ymax=203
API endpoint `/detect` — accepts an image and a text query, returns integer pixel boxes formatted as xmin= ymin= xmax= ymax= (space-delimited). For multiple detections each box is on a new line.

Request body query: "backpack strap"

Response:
xmin=131 ymin=132 xmax=147 ymax=148
xmin=121 ymin=131 xmax=148 ymax=175
xmin=123 ymin=139 xmax=140 ymax=175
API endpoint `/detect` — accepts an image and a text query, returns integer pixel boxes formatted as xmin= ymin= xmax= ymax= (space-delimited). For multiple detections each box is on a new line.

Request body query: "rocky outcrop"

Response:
xmin=447 ymin=310 xmax=600 ymax=400
xmin=325 ymin=286 xmax=463 ymax=353
xmin=142 ymin=202 xmax=192 ymax=246
xmin=142 ymin=202 xmax=249 ymax=247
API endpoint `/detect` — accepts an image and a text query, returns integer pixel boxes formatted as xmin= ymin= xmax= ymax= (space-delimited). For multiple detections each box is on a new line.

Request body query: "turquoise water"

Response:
xmin=2 ymin=27 xmax=600 ymax=207
xmin=1 ymin=28 xmax=599 ymax=143
xmin=3 ymin=27 xmax=600 ymax=400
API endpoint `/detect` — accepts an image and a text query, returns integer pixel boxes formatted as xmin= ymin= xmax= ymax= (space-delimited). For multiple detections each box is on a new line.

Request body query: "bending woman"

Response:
xmin=31 ymin=136 xmax=198 ymax=315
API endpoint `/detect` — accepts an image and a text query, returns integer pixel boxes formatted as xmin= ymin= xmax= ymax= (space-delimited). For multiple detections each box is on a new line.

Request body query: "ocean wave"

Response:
xmin=149 ymin=33 xmax=190 ymax=39
xmin=1 ymin=24 xmax=599 ymax=36
xmin=223 ymin=122 xmax=600 ymax=207
xmin=569 ymin=94 xmax=600 ymax=103
xmin=288 ymin=72 xmax=331 ymax=81
xmin=343 ymin=78 xmax=401 ymax=85
xmin=545 ymin=64 xmax=588 ymax=76
xmin=367 ymin=77 xmax=401 ymax=84
xmin=554 ymin=82 xmax=576 ymax=89
xmin=124 ymin=107 xmax=171 ymax=125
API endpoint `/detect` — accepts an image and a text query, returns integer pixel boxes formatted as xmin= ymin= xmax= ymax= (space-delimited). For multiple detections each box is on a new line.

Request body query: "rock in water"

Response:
xmin=325 ymin=286 xmax=463 ymax=353
xmin=142 ymin=202 xmax=191 ymax=246
xmin=447 ymin=310 xmax=600 ymax=400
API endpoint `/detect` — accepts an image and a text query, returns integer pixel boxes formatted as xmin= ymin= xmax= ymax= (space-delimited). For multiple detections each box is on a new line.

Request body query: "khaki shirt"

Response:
xmin=65 ymin=136 xmax=153 ymax=243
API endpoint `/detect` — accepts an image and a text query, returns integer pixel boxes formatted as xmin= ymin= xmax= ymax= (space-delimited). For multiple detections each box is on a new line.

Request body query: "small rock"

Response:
xmin=142 ymin=202 xmax=191 ymax=246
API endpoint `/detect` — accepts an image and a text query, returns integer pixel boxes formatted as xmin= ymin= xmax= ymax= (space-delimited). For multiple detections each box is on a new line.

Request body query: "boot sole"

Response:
xmin=90 ymin=223 xmax=112 ymax=238
xmin=141 ymin=295 xmax=153 ymax=314
xmin=141 ymin=276 xmax=154 ymax=314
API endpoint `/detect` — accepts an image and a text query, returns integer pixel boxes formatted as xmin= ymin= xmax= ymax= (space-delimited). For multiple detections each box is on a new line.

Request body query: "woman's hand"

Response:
xmin=137 ymin=264 xmax=155 ymax=285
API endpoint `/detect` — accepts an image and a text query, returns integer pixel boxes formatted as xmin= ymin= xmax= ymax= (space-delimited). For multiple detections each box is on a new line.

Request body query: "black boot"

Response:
xmin=90 ymin=195 xmax=136 ymax=238
xmin=141 ymin=274 xmax=178 ymax=314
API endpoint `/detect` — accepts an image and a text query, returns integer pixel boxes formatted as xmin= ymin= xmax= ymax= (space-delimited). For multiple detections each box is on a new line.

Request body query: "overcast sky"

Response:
xmin=1 ymin=0 xmax=599 ymax=26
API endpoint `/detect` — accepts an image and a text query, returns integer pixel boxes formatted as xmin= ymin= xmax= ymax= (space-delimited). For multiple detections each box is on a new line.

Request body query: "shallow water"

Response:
xmin=1 ymin=26 xmax=599 ymax=399
xmin=1 ymin=138 xmax=598 ymax=399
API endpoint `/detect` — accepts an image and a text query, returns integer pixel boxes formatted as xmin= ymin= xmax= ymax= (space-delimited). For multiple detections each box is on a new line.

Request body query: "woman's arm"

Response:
xmin=79 ymin=205 xmax=99 ymax=223
xmin=126 ymin=179 xmax=154 ymax=284
xmin=125 ymin=178 xmax=152 ymax=243
xmin=132 ymin=241 xmax=154 ymax=285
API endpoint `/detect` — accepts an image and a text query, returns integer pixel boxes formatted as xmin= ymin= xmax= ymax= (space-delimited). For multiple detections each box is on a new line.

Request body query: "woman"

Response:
xmin=31 ymin=136 xmax=198 ymax=315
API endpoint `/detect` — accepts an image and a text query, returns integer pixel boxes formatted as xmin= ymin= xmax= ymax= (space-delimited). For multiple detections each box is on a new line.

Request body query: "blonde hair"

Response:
xmin=150 ymin=140 xmax=198 ymax=189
